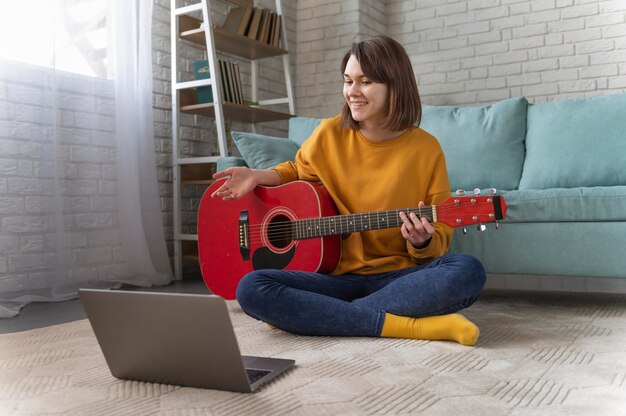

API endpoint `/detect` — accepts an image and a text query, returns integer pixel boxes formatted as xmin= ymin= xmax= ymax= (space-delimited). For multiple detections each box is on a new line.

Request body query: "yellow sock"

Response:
xmin=381 ymin=313 xmax=480 ymax=346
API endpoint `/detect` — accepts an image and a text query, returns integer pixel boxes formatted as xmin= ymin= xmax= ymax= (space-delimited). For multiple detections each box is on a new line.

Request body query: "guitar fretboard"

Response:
xmin=291 ymin=207 xmax=435 ymax=240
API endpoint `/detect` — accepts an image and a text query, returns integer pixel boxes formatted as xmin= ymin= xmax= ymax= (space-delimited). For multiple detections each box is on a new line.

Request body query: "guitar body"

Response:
xmin=198 ymin=179 xmax=341 ymax=299
xmin=198 ymin=179 xmax=507 ymax=300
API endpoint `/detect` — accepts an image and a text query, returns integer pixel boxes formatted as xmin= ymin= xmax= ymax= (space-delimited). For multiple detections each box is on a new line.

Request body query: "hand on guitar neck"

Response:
xmin=399 ymin=203 xmax=434 ymax=249
xmin=211 ymin=167 xmax=281 ymax=201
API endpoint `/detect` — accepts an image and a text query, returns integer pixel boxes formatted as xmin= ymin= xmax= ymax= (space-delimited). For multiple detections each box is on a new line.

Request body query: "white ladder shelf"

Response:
xmin=170 ymin=0 xmax=295 ymax=279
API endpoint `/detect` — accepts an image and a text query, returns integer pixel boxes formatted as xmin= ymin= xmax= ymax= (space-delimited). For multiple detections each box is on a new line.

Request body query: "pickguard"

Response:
xmin=252 ymin=245 xmax=296 ymax=270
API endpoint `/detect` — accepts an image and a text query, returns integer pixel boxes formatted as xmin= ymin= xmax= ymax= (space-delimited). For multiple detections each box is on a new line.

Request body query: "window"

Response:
xmin=0 ymin=0 xmax=108 ymax=78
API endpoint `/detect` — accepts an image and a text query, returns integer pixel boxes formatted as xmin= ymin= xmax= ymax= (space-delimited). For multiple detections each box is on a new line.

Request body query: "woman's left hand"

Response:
xmin=399 ymin=201 xmax=434 ymax=249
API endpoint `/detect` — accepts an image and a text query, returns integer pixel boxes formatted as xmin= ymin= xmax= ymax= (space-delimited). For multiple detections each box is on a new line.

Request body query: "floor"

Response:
xmin=0 ymin=279 xmax=210 ymax=334
xmin=2 ymin=288 xmax=625 ymax=415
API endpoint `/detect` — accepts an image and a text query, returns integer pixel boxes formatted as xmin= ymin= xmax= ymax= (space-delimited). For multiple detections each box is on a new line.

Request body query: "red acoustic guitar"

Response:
xmin=198 ymin=179 xmax=507 ymax=299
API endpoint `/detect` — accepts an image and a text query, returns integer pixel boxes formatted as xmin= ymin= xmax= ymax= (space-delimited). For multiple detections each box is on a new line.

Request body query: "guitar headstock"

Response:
xmin=436 ymin=188 xmax=507 ymax=232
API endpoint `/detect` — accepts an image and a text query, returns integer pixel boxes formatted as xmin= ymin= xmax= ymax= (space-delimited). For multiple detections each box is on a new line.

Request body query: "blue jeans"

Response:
xmin=236 ymin=253 xmax=486 ymax=337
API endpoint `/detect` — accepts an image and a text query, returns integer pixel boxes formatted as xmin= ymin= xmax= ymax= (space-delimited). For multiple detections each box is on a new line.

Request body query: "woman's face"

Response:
xmin=343 ymin=55 xmax=389 ymax=129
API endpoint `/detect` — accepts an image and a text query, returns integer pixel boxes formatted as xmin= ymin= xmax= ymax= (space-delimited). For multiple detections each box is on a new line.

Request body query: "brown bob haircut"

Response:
xmin=341 ymin=35 xmax=422 ymax=131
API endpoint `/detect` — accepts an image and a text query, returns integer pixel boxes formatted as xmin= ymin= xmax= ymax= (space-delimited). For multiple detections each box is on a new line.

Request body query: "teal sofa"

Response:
xmin=217 ymin=92 xmax=626 ymax=283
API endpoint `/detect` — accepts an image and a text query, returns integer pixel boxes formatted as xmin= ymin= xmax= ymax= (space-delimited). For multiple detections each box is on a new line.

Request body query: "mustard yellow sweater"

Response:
xmin=273 ymin=115 xmax=453 ymax=275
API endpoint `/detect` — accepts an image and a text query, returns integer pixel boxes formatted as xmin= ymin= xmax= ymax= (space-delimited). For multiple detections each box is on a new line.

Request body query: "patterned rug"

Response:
xmin=1 ymin=290 xmax=625 ymax=415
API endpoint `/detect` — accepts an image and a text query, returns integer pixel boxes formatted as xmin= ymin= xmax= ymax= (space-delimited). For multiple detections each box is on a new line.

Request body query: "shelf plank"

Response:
xmin=179 ymin=16 xmax=287 ymax=60
xmin=181 ymin=100 xmax=294 ymax=123
xmin=180 ymin=163 xmax=217 ymax=185
xmin=182 ymin=240 xmax=199 ymax=261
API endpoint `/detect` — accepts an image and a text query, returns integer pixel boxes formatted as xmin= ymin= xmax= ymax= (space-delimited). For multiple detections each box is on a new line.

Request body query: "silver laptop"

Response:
xmin=78 ymin=289 xmax=295 ymax=393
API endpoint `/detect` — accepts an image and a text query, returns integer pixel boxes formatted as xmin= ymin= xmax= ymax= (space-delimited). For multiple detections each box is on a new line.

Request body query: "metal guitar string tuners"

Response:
xmin=454 ymin=188 xmax=501 ymax=233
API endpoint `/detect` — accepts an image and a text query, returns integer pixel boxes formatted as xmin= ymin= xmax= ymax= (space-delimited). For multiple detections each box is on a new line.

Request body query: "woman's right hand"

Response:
xmin=211 ymin=167 xmax=281 ymax=200
xmin=210 ymin=167 xmax=259 ymax=200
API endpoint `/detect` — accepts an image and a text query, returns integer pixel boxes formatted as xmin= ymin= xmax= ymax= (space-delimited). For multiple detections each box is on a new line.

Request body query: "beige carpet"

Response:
xmin=1 ymin=291 xmax=625 ymax=415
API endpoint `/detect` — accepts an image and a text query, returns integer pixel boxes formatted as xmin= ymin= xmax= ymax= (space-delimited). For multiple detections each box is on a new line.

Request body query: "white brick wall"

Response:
xmin=0 ymin=61 xmax=128 ymax=291
xmin=399 ymin=0 xmax=626 ymax=105
xmin=296 ymin=0 xmax=626 ymax=110
xmin=295 ymin=0 xmax=385 ymax=117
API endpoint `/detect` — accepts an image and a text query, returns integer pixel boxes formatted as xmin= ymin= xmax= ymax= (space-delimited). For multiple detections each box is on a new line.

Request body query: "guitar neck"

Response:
xmin=292 ymin=207 xmax=435 ymax=240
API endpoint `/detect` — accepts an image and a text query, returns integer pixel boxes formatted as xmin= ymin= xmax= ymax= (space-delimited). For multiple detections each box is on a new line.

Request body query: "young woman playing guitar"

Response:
xmin=210 ymin=35 xmax=485 ymax=345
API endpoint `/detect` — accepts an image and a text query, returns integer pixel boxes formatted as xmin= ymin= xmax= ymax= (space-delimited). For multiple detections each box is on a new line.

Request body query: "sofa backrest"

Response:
xmin=420 ymin=97 xmax=528 ymax=192
xmin=276 ymin=93 xmax=625 ymax=192
xmin=288 ymin=100 xmax=529 ymax=192
xmin=519 ymin=92 xmax=626 ymax=190
xmin=288 ymin=117 xmax=323 ymax=146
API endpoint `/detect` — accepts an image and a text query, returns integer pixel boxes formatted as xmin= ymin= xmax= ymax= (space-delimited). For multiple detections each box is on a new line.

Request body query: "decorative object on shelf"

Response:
xmin=193 ymin=60 xmax=213 ymax=103
xmin=194 ymin=59 xmax=244 ymax=105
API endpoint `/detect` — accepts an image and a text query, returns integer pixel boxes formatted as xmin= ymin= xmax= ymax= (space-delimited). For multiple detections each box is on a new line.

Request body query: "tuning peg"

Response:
xmin=476 ymin=224 xmax=486 ymax=232
xmin=455 ymin=189 xmax=466 ymax=196
xmin=489 ymin=188 xmax=497 ymax=195
xmin=462 ymin=227 xmax=467 ymax=235
xmin=473 ymin=188 xmax=481 ymax=195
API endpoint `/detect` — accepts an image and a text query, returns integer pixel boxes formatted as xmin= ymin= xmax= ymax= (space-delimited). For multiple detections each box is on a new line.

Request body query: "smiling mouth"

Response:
xmin=351 ymin=102 xmax=367 ymax=109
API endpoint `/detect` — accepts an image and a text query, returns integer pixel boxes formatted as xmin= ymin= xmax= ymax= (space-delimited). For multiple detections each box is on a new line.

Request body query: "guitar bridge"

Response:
xmin=239 ymin=210 xmax=250 ymax=261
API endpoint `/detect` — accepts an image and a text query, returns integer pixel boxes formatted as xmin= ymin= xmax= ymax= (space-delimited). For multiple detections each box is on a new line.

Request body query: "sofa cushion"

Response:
xmin=448 ymin=221 xmax=626 ymax=278
xmin=420 ymin=97 xmax=527 ymax=192
xmin=216 ymin=156 xmax=247 ymax=172
xmin=519 ymin=92 xmax=626 ymax=189
xmin=231 ymin=131 xmax=299 ymax=170
xmin=498 ymin=186 xmax=626 ymax=222
xmin=288 ymin=117 xmax=323 ymax=146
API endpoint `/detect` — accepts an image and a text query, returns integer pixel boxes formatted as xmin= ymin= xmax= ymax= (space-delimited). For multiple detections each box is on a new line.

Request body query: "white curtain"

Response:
xmin=0 ymin=0 xmax=172 ymax=318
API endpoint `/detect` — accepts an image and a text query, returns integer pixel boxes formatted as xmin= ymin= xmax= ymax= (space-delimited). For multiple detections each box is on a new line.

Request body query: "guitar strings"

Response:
xmin=241 ymin=201 xmax=495 ymax=233
xmin=242 ymin=202 xmax=495 ymax=236
xmin=243 ymin=207 xmax=436 ymax=233
xmin=243 ymin=212 xmax=496 ymax=244
xmin=240 ymin=202 xmax=498 ymax=242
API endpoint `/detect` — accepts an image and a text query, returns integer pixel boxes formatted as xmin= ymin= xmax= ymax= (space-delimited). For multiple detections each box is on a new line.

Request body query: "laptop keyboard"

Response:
xmin=246 ymin=368 xmax=272 ymax=384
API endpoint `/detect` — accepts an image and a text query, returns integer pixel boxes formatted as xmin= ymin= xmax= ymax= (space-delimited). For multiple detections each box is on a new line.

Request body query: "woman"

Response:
xmin=211 ymin=36 xmax=485 ymax=345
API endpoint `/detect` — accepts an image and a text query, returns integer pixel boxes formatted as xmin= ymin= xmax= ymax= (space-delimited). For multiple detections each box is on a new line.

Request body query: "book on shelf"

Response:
xmin=267 ymin=12 xmax=277 ymax=45
xmin=193 ymin=60 xmax=245 ymax=106
xmin=218 ymin=60 xmax=232 ymax=103
xmin=232 ymin=63 xmax=244 ymax=105
xmin=271 ymin=14 xmax=282 ymax=48
xmin=256 ymin=9 xmax=270 ymax=44
xmin=220 ymin=6 xmax=282 ymax=48
xmin=193 ymin=60 xmax=213 ymax=103
xmin=225 ymin=61 xmax=237 ymax=104
xmin=234 ymin=62 xmax=245 ymax=105
xmin=246 ymin=7 xmax=262 ymax=40
xmin=227 ymin=62 xmax=238 ymax=105
xmin=222 ymin=6 xmax=252 ymax=36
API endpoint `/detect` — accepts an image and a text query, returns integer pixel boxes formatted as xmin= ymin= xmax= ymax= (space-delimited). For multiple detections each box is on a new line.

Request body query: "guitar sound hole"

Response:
xmin=267 ymin=215 xmax=293 ymax=249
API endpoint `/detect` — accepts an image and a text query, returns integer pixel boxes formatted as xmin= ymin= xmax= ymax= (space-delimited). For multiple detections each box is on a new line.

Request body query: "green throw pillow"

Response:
xmin=420 ymin=97 xmax=528 ymax=191
xmin=519 ymin=92 xmax=626 ymax=189
xmin=288 ymin=117 xmax=323 ymax=146
xmin=231 ymin=131 xmax=300 ymax=170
